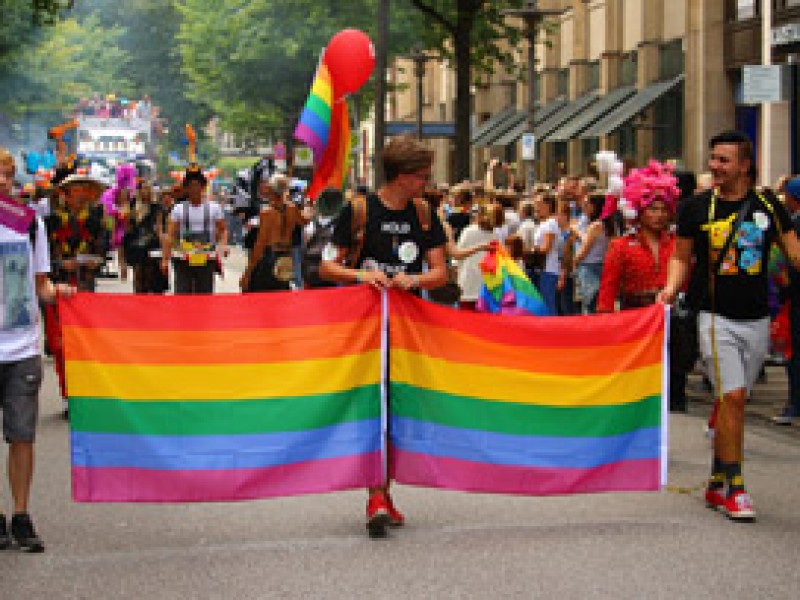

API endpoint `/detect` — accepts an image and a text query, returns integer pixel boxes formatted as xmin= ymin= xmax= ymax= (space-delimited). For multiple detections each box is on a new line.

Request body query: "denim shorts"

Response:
xmin=0 ymin=356 xmax=43 ymax=443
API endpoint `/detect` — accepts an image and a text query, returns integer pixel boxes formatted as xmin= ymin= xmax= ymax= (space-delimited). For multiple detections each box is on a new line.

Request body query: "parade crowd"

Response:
xmin=2 ymin=129 xmax=800 ymax=546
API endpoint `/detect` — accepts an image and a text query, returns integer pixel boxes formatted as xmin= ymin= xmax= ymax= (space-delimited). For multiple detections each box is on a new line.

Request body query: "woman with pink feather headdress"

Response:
xmin=596 ymin=160 xmax=688 ymax=413
xmin=99 ymin=163 xmax=137 ymax=280
xmin=596 ymin=159 xmax=680 ymax=313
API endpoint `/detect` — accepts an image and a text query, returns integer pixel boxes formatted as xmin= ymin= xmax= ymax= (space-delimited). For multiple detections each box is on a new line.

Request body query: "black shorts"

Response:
xmin=0 ymin=356 xmax=43 ymax=443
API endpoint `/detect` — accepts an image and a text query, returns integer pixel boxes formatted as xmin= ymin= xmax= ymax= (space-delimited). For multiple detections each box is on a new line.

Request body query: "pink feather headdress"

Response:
xmin=600 ymin=160 xmax=679 ymax=220
xmin=621 ymin=160 xmax=680 ymax=213
xmin=115 ymin=163 xmax=137 ymax=192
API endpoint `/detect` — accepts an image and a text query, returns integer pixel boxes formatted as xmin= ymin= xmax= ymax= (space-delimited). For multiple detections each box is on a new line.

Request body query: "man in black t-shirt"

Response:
xmin=320 ymin=135 xmax=447 ymax=539
xmin=659 ymin=131 xmax=800 ymax=521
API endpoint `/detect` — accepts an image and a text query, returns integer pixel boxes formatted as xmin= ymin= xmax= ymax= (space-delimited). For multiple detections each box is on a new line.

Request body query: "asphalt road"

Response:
xmin=2 ymin=249 xmax=799 ymax=599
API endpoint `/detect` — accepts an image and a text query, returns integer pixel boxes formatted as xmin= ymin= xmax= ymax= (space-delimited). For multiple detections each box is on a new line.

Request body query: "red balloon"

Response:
xmin=324 ymin=29 xmax=375 ymax=97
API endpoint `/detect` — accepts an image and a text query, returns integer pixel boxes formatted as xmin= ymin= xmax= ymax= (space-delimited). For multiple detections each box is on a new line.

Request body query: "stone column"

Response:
xmin=635 ymin=0 xmax=663 ymax=165
xmin=599 ymin=0 xmax=624 ymax=151
xmin=685 ymin=0 xmax=732 ymax=175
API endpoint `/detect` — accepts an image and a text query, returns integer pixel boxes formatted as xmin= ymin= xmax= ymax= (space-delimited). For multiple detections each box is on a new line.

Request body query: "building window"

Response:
xmin=736 ymin=0 xmax=757 ymax=19
xmin=588 ymin=61 xmax=600 ymax=91
xmin=660 ymin=40 xmax=684 ymax=80
xmin=621 ymin=52 xmax=638 ymax=87
xmin=557 ymin=69 xmax=569 ymax=97
xmin=654 ymin=83 xmax=685 ymax=160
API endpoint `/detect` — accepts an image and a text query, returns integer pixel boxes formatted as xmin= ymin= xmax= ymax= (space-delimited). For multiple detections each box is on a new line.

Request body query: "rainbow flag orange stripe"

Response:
xmin=388 ymin=291 xmax=668 ymax=495
xmin=61 ymin=287 xmax=383 ymax=503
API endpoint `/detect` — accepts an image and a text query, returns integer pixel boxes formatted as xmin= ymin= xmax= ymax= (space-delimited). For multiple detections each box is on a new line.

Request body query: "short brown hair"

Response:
xmin=382 ymin=135 xmax=434 ymax=182
xmin=0 ymin=147 xmax=16 ymax=173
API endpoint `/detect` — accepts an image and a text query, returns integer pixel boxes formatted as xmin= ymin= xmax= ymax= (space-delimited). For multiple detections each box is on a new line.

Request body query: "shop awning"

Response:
xmin=534 ymin=92 xmax=598 ymax=140
xmin=493 ymin=98 xmax=568 ymax=147
xmin=471 ymin=106 xmax=517 ymax=144
xmin=473 ymin=110 xmax=529 ymax=147
xmin=546 ymin=86 xmax=637 ymax=142
xmin=580 ymin=75 xmax=685 ymax=139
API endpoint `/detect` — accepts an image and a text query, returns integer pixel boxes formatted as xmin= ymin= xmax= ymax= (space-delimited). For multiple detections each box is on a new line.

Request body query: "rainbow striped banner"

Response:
xmin=389 ymin=291 xmax=668 ymax=495
xmin=478 ymin=242 xmax=550 ymax=316
xmin=61 ymin=287 xmax=384 ymax=503
xmin=293 ymin=62 xmax=334 ymax=165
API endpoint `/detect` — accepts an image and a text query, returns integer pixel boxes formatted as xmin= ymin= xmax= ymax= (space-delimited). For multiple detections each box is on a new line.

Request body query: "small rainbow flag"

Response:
xmin=477 ymin=241 xmax=550 ymax=316
xmin=293 ymin=62 xmax=334 ymax=165
xmin=389 ymin=291 xmax=667 ymax=496
xmin=61 ymin=287 xmax=383 ymax=503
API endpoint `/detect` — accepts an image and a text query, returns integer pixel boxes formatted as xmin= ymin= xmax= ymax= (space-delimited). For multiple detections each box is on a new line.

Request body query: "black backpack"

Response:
xmin=302 ymin=217 xmax=337 ymax=288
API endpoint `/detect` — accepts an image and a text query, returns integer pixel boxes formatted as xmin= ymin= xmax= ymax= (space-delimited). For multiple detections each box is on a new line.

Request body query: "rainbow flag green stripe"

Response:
xmin=70 ymin=385 xmax=381 ymax=436
xmin=390 ymin=383 xmax=661 ymax=438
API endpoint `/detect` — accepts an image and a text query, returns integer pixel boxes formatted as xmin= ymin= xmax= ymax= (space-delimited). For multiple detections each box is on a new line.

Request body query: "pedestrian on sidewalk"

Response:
xmin=0 ymin=148 xmax=75 ymax=552
xmin=658 ymin=131 xmax=800 ymax=521
xmin=320 ymin=135 xmax=447 ymax=538
xmin=773 ymin=176 xmax=800 ymax=425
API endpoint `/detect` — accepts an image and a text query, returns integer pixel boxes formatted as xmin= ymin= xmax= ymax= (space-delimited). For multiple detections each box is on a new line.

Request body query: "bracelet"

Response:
xmin=355 ymin=270 xmax=364 ymax=283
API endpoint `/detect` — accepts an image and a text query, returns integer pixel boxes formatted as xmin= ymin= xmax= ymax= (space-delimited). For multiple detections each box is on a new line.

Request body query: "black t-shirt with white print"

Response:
xmin=677 ymin=188 xmax=792 ymax=320
xmin=332 ymin=193 xmax=447 ymax=276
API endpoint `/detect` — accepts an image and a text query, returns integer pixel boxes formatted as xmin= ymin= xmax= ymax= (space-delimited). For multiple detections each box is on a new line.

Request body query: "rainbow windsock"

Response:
xmin=293 ymin=62 xmax=334 ymax=166
xmin=388 ymin=291 xmax=667 ymax=495
xmin=477 ymin=241 xmax=550 ymax=316
xmin=61 ymin=287 xmax=383 ymax=503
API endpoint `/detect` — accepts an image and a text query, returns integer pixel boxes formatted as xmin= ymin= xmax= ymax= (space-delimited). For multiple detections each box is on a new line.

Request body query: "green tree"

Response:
xmin=70 ymin=0 xmax=211 ymax=149
xmin=175 ymin=0 xmax=424 ymax=143
xmin=0 ymin=15 xmax=129 ymax=119
xmin=407 ymin=0 xmax=529 ymax=181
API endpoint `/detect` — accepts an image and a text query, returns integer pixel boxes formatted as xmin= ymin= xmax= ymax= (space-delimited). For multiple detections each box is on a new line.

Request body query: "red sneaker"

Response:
xmin=704 ymin=487 xmax=726 ymax=511
xmin=724 ymin=491 xmax=756 ymax=521
xmin=366 ymin=492 xmax=390 ymax=538
xmin=385 ymin=493 xmax=405 ymax=527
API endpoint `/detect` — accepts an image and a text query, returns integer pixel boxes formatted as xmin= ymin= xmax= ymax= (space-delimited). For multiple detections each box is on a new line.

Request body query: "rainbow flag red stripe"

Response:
xmin=388 ymin=291 xmax=667 ymax=495
xmin=61 ymin=287 xmax=383 ymax=503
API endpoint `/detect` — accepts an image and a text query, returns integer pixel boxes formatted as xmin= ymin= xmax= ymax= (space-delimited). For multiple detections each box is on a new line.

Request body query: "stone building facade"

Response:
xmin=367 ymin=0 xmax=799 ymax=187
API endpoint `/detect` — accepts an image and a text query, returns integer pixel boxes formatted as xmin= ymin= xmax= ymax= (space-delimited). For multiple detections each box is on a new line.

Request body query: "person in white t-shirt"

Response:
xmin=161 ymin=165 xmax=228 ymax=294
xmin=532 ymin=192 xmax=560 ymax=314
xmin=0 ymin=148 xmax=75 ymax=553
xmin=456 ymin=204 xmax=498 ymax=310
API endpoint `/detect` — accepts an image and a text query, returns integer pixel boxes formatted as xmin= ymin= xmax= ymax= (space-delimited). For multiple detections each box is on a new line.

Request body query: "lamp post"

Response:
xmin=407 ymin=45 xmax=436 ymax=139
xmin=502 ymin=0 xmax=562 ymax=190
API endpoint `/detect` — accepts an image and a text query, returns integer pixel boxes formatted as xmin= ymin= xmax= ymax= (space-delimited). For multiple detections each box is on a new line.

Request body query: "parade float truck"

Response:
xmin=76 ymin=115 xmax=156 ymax=182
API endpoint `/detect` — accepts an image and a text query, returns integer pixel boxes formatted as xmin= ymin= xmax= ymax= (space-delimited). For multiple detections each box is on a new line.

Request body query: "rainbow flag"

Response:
xmin=293 ymin=62 xmax=334 ymax=165
xmin=389 ymin=291 xmax=667 ymax=495
xmin=306 ymin=98 xmax=351 ymax=201
xmin=61 ymin=287 xmax=384 ymax=503
xmin=477 ymin=242 xmax=550 ymax=316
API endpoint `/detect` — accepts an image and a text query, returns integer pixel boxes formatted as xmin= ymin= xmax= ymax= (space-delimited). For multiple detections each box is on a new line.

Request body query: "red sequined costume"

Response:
xmin=596 ymin=230 xmax=676 ymax=312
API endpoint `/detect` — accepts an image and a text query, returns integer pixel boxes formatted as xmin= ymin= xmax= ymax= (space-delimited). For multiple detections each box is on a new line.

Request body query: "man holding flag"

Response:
xmin=320 ymin=134 xmax=447 ymax=538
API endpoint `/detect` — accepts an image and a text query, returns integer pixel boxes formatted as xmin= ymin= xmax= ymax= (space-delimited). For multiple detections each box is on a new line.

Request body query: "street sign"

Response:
xmin=521 ymin=133 xmax=536 ymax=161
xmin=385 ymin=122 xmax=456 ymax=137
xmin=741 ymin=65 xmax=784 ymax=105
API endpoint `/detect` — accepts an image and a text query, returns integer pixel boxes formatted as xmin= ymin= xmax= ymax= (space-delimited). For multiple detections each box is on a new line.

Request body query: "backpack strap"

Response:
xmin=412 ymin=197 xmax=431 ymax=232
xmin=348 ymin=194 xmax=368 ymax=266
